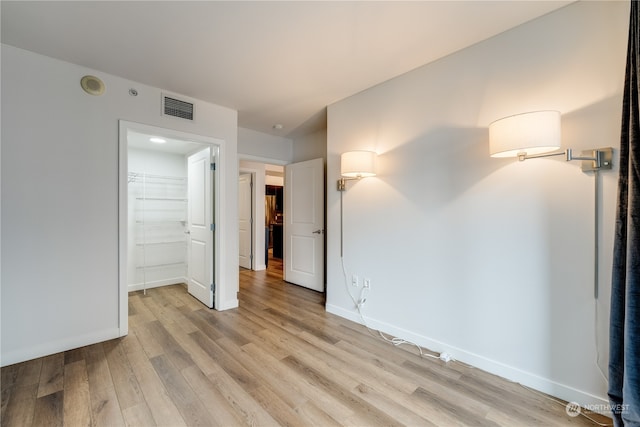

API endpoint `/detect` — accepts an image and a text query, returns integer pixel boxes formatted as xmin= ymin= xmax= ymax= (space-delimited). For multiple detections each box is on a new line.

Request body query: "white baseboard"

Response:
xmin=326 ymin=303 xmax=610 ymax=416
xmin=1 ymin=327 xmax=120 ymax=367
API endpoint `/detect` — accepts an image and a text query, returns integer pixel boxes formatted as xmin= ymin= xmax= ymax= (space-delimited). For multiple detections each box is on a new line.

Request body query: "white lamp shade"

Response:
xmin=341 ymin=150 xmax=377 ymax=177
xmin=489 ymin=110 xmax=561 ymax=158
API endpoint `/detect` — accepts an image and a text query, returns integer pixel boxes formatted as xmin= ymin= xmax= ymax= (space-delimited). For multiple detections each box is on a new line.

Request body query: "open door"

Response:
xmin=187 ymin=147 xmax=214 ymax=308
xmin=238 ymin=173 xmax=253 ymax=269
xmin=284 ymin=158 xmax=324 ymax=291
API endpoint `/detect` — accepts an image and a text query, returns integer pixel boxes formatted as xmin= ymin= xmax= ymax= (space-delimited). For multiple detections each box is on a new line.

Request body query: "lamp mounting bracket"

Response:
xmin=518 ymin=147 xmax=613 ymax=173
xmin=337 ymin=176 xmax=361 ymax=191
xmin=575 ymin=147 xmax=613 ymax=172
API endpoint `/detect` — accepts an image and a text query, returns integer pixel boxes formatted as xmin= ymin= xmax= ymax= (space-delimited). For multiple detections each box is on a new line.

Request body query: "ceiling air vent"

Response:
xmin=162 ymin=95 xmax=194 ymax=121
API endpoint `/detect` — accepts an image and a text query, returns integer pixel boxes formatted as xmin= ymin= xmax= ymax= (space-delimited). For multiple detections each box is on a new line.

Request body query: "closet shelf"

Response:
xmin=136 ymin=261 xmax=185 ymax=269
xmin=136 ymin=197 xmax=187 ymax=201
xmin=130 ymin=170 xmax=188 ymax=292
xmin=136 ymin=240 xmax=186 ymax=246
xmin=128 ymin=172 xmax=187 ymax=182
xmin=135 ymin=220 xmax=186 ymax=224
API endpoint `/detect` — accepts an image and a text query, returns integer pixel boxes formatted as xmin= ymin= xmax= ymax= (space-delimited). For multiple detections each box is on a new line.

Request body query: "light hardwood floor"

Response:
xmin=2 ymin=266 xmax=611 ymax=426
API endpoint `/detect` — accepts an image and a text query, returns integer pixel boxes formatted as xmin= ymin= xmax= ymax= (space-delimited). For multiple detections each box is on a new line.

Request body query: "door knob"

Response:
xmin=184 ymin=230 xmax=191 ymax=235
xmin=312 ymin=229 xmax=324 ymax=234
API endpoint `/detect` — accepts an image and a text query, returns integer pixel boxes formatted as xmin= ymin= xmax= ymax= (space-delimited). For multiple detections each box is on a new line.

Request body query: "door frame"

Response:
xmin=238 ymin=172 xmax=255 ymax=270
xmin=118 ymin=120 xmax=223 ymax=336
xmin=238 ymin=155 xmax=287 ymax=272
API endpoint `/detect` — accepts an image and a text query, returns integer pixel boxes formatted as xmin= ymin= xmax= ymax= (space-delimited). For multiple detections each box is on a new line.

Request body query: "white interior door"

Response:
xmin=238 ymin=173 xmax=253 ymax=269
xmin=284 ymin=158 xmax=324 ymax=291
xmin=187 ymin=147 xmax=214 ymax=308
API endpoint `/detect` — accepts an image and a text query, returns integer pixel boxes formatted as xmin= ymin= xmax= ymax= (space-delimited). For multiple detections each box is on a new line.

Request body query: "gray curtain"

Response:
xmin=609 ymin=2 xmax=640 ymax=425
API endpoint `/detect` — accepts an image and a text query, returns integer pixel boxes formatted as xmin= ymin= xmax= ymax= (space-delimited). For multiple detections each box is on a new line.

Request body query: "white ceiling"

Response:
xmin=1 ymin=1 xmax=573 ymax=139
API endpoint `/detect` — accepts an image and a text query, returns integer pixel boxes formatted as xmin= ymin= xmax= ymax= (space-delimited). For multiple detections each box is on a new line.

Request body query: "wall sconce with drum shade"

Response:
xmin=337 ymin=150 xmax=377 ymax=191
xmin=489 ymin=110 xmax=613 ymax=172
xmin=489 ymin=110 xmax=614 ymax=299
xmin=337 ymin=150 xmax=377 ymax=259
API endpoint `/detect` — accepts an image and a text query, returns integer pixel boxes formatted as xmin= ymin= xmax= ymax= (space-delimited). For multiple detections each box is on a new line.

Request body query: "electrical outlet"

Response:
xmin=351 ymin=274 xmax=359 ymax=287
xmin=363 ymin=278 xmax=371 ymax=289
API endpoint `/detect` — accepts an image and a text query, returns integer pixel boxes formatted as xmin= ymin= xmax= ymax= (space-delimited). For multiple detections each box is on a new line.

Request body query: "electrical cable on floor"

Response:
xmin=339 ymin=190 xmax=447 ymax=362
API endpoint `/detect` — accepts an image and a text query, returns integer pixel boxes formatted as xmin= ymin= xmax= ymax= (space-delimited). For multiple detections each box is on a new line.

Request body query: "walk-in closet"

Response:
xmin=126 ymin=131 xmax=202 ymax=293
xmin=123 ymin=125 xmax=218 ymax=310
xmin=127 ymin=147 xmax=187 ymax=291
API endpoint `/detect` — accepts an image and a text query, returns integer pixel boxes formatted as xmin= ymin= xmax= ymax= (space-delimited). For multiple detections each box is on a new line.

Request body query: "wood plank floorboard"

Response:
xmin=1 ymin=266 xmax=612 ymax=426
xmin=62 ymin=360 xmax=92 ymax=427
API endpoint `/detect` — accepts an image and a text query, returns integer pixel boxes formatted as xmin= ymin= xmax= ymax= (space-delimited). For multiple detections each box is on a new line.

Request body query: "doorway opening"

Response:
xmin=238 ymin=172 xmax=254 ymax=271
xmin=238 ymin=158 xmax=325 ymax=291
xmin=238 ymin=161 xmax=285 ymax=278
xmin=119 ymin=121 xmax=222 ymax=336
xmin=265 ymin=164 xmax=285 ymax=276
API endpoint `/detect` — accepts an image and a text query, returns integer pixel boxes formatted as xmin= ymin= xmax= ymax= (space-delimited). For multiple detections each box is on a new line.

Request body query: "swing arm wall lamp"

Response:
xmin=489 ymin=110 xmax=614 ymax=300
xmin=337 ymin=150 xmax=377 ymax=191
xmin=489 ymin=110 xmax=612 ymax=172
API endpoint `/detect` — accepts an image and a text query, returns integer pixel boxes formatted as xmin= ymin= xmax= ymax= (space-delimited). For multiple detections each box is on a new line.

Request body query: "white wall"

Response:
xmin=129 ymin=147 xmax=187 ymax=177
xmin=238 ymin=126 xmax=293 ymax=164
xmin=326 ymin=1 xmax=627 ymax=409
xmin=293 ymin=128 xmax=327 ymax=163
xmin=1 ymin=45 xmax=239 ymax=366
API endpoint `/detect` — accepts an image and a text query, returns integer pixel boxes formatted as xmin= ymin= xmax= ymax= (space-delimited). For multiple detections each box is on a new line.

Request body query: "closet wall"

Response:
xmin=128 ymin=148 xmax=188 ymax=291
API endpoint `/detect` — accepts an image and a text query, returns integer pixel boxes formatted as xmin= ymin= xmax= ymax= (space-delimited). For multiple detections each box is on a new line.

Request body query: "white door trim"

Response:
xmin=238 ymin=168 xmax=267 ymax=271
xmin=238 ymin=172 xmax=255 ymax=270
xmin=118 ymin=121 xmax=225 ymax=336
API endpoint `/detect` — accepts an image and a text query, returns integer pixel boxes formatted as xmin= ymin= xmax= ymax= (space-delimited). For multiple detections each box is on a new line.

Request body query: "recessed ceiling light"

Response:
xmin=273 ymin=124 xmax=284 ymax=130
xmin=150 ymin=137 xmax=166 ymax=144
